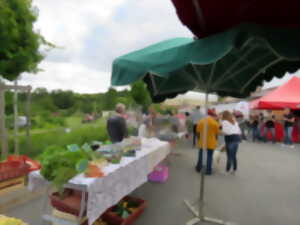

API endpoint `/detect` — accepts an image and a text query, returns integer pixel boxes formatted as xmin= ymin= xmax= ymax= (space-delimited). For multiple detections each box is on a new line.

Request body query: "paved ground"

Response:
xmin=3 ymin=140 xmax=300 ymax=225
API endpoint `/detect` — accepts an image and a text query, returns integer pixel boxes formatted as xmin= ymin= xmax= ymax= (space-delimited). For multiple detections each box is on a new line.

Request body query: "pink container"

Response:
xmin=148 ymin=164 xmax=169 ymax=183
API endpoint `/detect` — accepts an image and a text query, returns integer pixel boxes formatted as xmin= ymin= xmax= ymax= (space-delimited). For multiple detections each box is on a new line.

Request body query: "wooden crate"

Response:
xmin=52 ymin=209 xmax=87 ymax=225
xmin=0 ymin=176 xmax=26 ymax=196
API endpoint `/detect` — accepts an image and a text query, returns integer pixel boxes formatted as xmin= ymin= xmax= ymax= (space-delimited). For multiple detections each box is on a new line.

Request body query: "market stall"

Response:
xmin=251 ymin=77 xmax=300 ymax=142
xmin=28 ymin=138 xmax=170 ymax=225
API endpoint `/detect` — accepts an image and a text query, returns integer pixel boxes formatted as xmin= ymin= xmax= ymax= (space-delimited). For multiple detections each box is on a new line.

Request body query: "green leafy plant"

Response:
xmin=39 ymin=145 xmax=89 ymax=194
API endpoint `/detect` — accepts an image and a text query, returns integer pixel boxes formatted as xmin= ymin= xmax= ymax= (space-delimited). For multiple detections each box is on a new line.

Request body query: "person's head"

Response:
xmin=222 ymin=110 xmax=235 ymax=124
xmin=208 ymin=109 xmax=217 ymax=118
xmin=115 ymin=103 xmax=126 ymax=114
xmin=284 ymin=108 xmax=291 ymax=114
xmin=196 ymin=105 xmax=201 ymax=111
xmin=185 ymin=112 xmax=190 ymax=117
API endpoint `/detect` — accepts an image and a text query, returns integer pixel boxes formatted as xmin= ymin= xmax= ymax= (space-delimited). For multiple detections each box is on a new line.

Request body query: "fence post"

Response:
xmin=0 ymin=83 xmax=8 ymax=159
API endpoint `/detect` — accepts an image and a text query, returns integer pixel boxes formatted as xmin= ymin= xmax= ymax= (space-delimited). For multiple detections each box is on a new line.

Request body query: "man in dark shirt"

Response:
xmin=283 ymin=108 xmax=295 ymax=148
xmin=107 ymin=103 xmax=128 ymax=143
xmin=264 ymin=114 xmax=276 ymax=143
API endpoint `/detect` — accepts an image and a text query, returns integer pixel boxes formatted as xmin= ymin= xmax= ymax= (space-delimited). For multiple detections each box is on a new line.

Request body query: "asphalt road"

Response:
xmin=4 ymin=140 xmax=300 ymax=225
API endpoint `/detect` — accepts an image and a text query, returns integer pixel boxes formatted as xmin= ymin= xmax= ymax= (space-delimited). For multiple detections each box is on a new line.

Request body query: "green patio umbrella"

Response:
xmin=111 ymin=23 xmax=300 ymax=225
xmin=112 ymin=24 xmax=300 ymax=102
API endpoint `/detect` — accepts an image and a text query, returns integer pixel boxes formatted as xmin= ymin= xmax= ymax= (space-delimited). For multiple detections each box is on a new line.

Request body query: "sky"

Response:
xmin=17 ymin=0 xmax=191 ymax=93
xmin=15 ymin=0 xmax=300 ymax=99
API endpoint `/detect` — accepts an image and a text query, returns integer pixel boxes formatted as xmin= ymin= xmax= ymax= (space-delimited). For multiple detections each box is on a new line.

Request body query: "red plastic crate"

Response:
xmin=50 ymin=189 xmax=88 ymax=217
xmin=0 ymin=161 xmax=30 ymax=182
xmin=8 ymin=155 xmax=41 ymax=172
xmin=101 ymin=196 xmax=146 ymax=225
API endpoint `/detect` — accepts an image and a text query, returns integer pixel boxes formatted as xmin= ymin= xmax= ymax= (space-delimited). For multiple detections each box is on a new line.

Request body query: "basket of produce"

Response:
xmin=121 ymin=137 xmax=141 ymax=152
xmin=0 ymin=160 xmax=30 ymax=182
xmin=97 ymin=144 xmax=123 ymax=164
xmin=50 ymin=188 xmax=88 ymax=216
xmin=101 ymin=196 xmax=146 ymax=225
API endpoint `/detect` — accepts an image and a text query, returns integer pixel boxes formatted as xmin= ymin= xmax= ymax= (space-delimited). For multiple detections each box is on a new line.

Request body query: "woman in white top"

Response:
xmin=138 ymin=117 xmax=156 ymax=138
xmin=222 ymin=111 xmax=242 ymax=174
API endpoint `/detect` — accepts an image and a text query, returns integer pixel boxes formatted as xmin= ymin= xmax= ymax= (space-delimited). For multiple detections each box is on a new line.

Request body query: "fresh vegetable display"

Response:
xmin=39 ymin=137 xmax=142 ymax=193
xmin=39 ymin=144 xmax=106 ymax=193
xmin=111 ymin=199 xmax=140 ymax=219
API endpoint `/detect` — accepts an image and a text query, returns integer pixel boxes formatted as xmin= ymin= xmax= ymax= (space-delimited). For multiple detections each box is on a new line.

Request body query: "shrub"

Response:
xmin=6 ymin=121 xmax=109 ymax=158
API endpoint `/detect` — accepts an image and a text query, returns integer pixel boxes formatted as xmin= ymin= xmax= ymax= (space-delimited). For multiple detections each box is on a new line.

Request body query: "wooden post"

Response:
xmin=25 ymin=88 xmax=32 ymax=153
xmin=0 ymin=84 xmax=8 ymax=159
xmin=14 ymin=80 xmax=19 ymax=155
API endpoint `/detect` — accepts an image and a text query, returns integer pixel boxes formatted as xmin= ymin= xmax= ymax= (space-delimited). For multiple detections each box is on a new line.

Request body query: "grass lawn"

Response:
xmin=2 ymin=117 xmax=108 ymax=158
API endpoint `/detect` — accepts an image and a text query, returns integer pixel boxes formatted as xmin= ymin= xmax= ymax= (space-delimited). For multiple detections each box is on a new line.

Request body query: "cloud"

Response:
xmin=19 ymin=61 xmax=111 ymax=93
xmin=17 ymin=0 xmax=191 ymax=93
xmin=19 ymin=0 xmax=294 ymax=97
xmin=33 ymin=0 xmax=126 ymax=62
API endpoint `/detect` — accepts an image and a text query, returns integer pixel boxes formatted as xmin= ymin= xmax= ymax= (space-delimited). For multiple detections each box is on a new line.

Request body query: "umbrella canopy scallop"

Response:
xmin=112 ymin=24 xmax=300 ymax=102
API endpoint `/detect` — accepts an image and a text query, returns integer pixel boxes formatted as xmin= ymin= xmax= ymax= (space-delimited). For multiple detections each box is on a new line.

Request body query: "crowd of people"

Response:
xmin=106 ymin=103 xmax=299 ymax=176
xmin=188 ymin=106 xmax=300 ymax=176
xmin=234 ymin=108 xmax=298 ymax=148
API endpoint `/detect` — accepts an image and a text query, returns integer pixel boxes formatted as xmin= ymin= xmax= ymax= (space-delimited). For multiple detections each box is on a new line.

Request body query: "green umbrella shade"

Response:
xmin=112 ymin=24 xmax=300 ymax=102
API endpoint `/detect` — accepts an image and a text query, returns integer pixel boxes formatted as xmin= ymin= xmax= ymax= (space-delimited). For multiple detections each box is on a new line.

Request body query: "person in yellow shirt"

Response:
xmin=196 ymin=109 xmax=220 ymax=175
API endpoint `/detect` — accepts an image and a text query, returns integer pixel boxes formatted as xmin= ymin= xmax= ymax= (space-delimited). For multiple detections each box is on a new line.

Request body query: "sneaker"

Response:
xmin=195 ymin=167 xmax=201 ymax=173
xmin=290 ymin=145 xmax=295 ymax=149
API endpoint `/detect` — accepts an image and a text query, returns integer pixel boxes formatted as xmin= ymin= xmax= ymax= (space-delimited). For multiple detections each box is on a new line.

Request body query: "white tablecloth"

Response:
xmin=28 ymin=138 xmax=170 ymax=225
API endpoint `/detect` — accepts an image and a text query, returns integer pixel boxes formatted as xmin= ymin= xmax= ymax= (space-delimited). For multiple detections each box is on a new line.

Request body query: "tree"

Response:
xmin=51 ymin=90 xmax=75 ymax=110
xmin=103 ymin=88 xmax=118 ymax=110
xmin=0 ymin=0 xmax=52 ymax=80
xmin=130 ymin=81 xmax=152 ymax=109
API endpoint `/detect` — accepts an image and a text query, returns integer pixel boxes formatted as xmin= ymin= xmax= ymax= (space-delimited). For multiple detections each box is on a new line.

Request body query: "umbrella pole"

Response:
xmin=199 ymin=92 xmax=209 ymax=220
xmin=185 ymin=93 xmax=233 ymax=225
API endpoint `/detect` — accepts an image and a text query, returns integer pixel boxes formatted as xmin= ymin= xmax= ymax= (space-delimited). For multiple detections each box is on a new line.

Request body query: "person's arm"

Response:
xmin=120 ymin=117 xmax=128 ymax=138
xmin=215 ymin=121 xmax=220 ymax=135
xmin=236 ymin=122 xmax=242 ymax=135
xmin=196 ymin=120 xmax=202 ymax=135
xmin=290 ymin=115 xmax=295 ymax=123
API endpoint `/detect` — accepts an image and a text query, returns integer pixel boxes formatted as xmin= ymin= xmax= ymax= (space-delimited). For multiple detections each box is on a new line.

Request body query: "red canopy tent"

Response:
xmin=171 ymin=0 xmax=300 ymax=38
xmin=251 ymin=76 xmax=300 ymax=142
xmin=252 ymin=76 xmax=300 ymax=110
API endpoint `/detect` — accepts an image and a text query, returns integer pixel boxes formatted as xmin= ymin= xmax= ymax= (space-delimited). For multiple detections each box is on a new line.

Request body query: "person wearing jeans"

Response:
xmin=250 ymin=114 xmax=260 ymax=142
xmin=195 ymin=110 xmax=220 ymax=175
xmin=191 ymin=106 xmax=204 ymax=147
xmin=222 ymin=111 xmax=241 ymax=174
xmin=264 ymin=115 xmax=276 ymax=143
xmin=196 ymin=149 xmax=214 ymax=175
xmin=283 ymin=108 xmax=295 ymax=148
xmin=226 ymin=141 xmax=239 ymax=171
